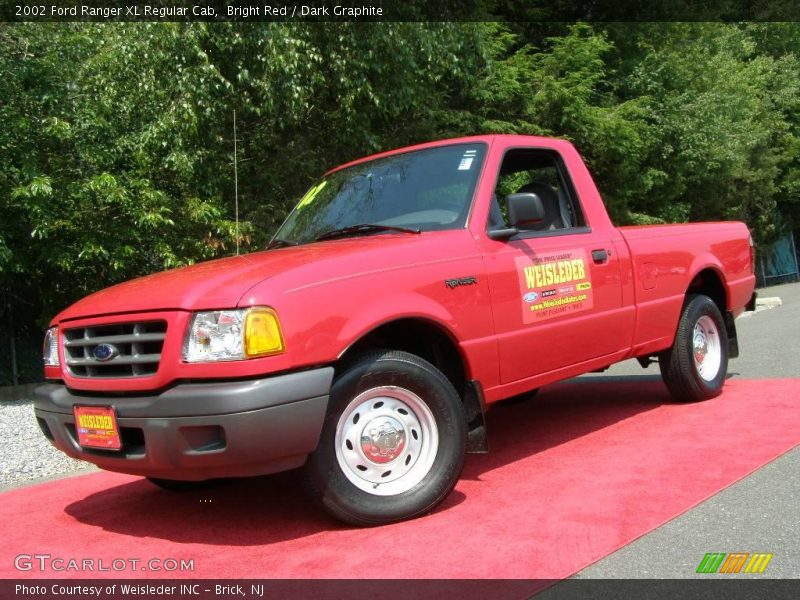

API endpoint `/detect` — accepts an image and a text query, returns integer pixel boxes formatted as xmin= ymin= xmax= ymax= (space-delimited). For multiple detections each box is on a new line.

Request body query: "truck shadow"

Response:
xmin=64 ymin=376 xmax=672 ymax=545
xmin=462 ymin=376 xmax=669 ymax=482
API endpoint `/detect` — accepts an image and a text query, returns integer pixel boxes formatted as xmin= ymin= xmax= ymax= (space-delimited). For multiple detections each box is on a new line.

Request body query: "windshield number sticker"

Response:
xmin=296 ymin=180 xmax=328 ymax=210
xmin=458 ymin=149 xmax=478 ymax=171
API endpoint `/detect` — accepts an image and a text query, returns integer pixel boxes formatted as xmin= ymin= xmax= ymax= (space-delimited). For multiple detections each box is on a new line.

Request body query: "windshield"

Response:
xmin=272 ymin=143 xmax=487 ymax=245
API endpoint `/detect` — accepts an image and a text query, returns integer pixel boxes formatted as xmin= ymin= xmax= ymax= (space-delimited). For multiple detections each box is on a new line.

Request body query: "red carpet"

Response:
xmin=1 ymin=377 xmax=798 ymax=580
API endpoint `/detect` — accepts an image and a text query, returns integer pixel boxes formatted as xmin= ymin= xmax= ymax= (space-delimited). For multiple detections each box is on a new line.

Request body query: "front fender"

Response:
xmin=335 ymin=292 xmax=463 ymax=358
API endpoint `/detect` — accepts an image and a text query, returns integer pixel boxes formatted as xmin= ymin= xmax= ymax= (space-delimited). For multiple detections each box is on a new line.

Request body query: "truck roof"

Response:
xmin=324 ymin=134 xmax=573 ymax=176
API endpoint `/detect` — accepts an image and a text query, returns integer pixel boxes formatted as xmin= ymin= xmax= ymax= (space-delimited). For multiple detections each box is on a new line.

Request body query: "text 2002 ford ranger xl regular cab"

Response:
xmin=36 ymin=135 xmax=756 ymax=525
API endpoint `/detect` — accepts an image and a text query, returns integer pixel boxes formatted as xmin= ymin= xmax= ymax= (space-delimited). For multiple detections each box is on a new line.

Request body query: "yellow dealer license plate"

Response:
xmin=73 ymin=405 xmax=121 ymax=451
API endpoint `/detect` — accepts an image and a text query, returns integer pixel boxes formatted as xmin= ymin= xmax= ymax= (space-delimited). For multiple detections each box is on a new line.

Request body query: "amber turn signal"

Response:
xmin=244 ymin=308 xmax=285 ymax=357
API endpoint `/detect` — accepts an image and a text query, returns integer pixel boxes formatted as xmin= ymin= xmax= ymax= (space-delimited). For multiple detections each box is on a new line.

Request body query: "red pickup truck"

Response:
xmin=35 ymin=135 xmax=756 ymax=525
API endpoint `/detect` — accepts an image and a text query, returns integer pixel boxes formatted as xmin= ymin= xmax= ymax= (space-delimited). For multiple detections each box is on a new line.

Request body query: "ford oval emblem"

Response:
xmin=93 ymin=343 xmax=118 ymax=362
xmin=523 ymin=291 xmax=539 ymax=303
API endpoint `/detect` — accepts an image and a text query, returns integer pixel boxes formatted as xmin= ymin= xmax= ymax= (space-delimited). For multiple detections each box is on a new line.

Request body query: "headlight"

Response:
xmin=183 ymin=308 xmax=285 ymax=363
xmin=43 ymin=327 xmax=60 ymax=367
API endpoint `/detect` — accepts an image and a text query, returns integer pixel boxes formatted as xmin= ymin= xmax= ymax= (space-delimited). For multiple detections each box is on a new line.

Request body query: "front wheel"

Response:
xmin=659 ymin=294 xmax=728 ymax=402
xmin=304 ymin=350 xmax=467 ymax=526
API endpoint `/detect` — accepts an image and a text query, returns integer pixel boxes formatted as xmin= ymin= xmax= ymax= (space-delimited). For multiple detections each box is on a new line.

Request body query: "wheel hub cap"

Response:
xmin=360 ymin=416 xmax=406 ymax=464
xmin=692 ymin=315 xmax=721 ymax=382
xmin=334 ymin=386 xmax=439 ymax=496
xmin=693 ymin=330 xmax=708 ymax=364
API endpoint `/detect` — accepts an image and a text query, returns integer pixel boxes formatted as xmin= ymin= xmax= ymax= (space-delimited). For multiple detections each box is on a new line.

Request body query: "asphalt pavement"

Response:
xmin=566 ymin=281 xmax=800 ymax=579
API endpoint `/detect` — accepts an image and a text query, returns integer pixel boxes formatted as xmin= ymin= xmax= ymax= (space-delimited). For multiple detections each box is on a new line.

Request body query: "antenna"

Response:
xmin=233 ymin=109 xmax=239 ymax=256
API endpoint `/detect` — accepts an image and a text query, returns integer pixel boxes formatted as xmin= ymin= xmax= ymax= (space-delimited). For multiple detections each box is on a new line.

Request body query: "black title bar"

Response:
xmin=3 ymin=0 xmax=800 ymax=22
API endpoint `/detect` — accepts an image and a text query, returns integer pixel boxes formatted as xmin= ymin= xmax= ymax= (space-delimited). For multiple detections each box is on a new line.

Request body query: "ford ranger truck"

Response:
xmin=35 ymin=135 xmax=757 ymax=525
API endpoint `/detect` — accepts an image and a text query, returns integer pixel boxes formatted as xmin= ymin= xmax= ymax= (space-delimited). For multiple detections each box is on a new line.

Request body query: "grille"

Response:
xmin=63 ymin=321 xmax=167 ymax=378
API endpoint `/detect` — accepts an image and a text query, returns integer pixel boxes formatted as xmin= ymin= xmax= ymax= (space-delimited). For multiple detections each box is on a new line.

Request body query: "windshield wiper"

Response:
xmin=315 ymin=223 xmax=421 ymax=242
xmin=266 ymin=238 xmax=299 ymax=250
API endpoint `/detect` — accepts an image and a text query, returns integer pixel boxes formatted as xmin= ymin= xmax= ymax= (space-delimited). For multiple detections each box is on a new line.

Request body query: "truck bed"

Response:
xmin=618 ymin=222 xmax=754 ymax=357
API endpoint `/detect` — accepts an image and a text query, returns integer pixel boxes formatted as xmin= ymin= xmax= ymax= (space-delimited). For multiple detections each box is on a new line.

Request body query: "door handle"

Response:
xmin=592 ymin=249 xmax=609 ymax=264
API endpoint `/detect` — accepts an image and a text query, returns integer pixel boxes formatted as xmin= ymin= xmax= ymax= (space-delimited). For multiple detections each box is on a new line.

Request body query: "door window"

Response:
xmin=488 ymin=149 xmax=585 ymax=234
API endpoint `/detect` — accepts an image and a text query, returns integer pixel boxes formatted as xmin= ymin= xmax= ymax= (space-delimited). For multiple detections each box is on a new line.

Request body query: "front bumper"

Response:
xmin=34 ymin=367 xmax=334 ymax=480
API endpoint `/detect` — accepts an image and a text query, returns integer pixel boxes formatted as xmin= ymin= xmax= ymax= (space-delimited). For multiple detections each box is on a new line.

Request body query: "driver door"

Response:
xmin=482 ymin=149 xmax=626 ymax=383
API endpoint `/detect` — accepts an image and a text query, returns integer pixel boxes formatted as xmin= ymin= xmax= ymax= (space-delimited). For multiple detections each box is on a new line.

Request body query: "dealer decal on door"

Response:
xmin=515 ymin=248 xmax=594 ymax=323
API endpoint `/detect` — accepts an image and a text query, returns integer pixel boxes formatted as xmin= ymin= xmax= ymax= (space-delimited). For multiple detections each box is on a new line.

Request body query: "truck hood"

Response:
xmin=53 ymin=234 xmax=446 ymax=323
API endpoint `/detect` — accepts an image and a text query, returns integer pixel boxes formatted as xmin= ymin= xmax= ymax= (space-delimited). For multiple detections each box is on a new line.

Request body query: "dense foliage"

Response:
xmin=2 ymin=21 xmax=800 ymax=340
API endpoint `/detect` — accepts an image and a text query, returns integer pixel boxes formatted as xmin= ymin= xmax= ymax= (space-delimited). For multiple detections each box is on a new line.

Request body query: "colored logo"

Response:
xmin=523 ymin=291 xmax=539 ymax=303
xmin=541 ymin=289 xmax=557 ymax=298
xmin=576 ymin=282 xmax=592 ymax=291
xmin=92 ymin=343 xmax=118 ymax=362
xmin=696 ymin=552 xmax=773 ymax=574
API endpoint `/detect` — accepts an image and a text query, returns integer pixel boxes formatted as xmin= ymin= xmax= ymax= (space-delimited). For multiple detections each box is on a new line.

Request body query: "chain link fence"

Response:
xmin=756 ymin=232 xmax=800 ymax=288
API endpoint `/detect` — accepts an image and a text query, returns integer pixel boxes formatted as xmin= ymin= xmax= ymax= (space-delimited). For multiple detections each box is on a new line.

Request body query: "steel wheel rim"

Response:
xmin=693 ymin=315 xmax=721 ymax=381
xmin=334 ymin=386 xmax=439 ymax=496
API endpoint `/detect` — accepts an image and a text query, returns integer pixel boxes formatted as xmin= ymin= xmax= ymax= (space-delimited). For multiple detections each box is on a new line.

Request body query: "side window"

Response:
xmin=488 ymin=149 xmax=585 ymax=233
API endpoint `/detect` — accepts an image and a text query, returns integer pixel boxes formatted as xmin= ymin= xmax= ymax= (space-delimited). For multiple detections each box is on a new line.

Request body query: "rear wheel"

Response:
xmin=304 ymin=350 xmax=467 ymax=526
xmin=659 ymin=294 xmax=728 ymax=402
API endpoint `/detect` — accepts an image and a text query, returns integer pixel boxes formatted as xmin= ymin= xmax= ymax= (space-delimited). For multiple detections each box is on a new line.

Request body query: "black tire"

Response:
xmin=146 ymin=477 xmax=224 ymax=492
xmin=659 ymin=294 xmax=728 ymax=402
xmin=304 ymin=350 xmax=467 ymax=526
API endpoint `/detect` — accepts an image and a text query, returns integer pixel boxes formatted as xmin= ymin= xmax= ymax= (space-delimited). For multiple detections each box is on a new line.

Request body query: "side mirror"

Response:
xmin=507 ymin=193 xmax=545 ymax=228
